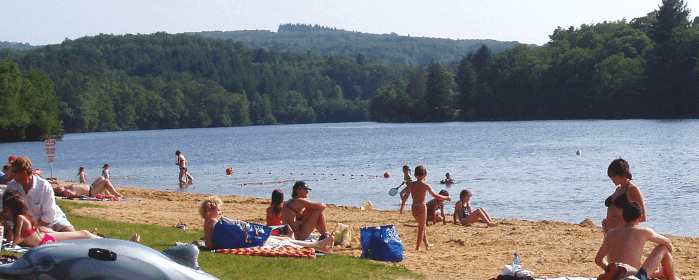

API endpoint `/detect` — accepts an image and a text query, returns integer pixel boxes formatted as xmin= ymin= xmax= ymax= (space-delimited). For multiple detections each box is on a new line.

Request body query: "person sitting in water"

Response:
xmin=281 ymin=181 xmax=331 ymax=241
xmin=594 ymin=201 xmax=680 ymax=280
xmin=54 ymin=177 xmax=123 ymax=198
xmin=440 ymin=173 xmax=455 ymax=184
xmin=200 ymin=195 xmax=332 ymax=251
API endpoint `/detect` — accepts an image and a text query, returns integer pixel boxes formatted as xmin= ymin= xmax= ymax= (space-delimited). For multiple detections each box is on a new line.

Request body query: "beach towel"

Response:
xmin=60 ymin=196 xmax=139 ymax=202
xmin=214 ymin=247 xmax=316 ymax=258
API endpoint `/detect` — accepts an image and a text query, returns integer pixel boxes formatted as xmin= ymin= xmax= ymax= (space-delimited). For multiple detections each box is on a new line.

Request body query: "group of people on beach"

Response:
xmin=53 ymin=164 xmax=123 ymax=199
xmin=199 ymin=180 xmax=334 ymax=252
xmin=0 ymin=156 xmax=139 ymax=250
xmin=390 ymin=159 xmax=679 ymax=280
xmin=594 ymin=158 xmax=679 ymax=280
xmin=397 ymin=165 xmax=496 ymax=251
xmin=0 ymin=152 xmax=682 ymax=279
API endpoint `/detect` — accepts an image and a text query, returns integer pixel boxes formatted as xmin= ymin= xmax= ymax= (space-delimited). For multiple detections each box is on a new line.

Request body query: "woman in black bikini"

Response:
xmin=602 ymin=158 xmax=647 ymax=234
xmin=280 ymin=181 xmax=330 ymax=241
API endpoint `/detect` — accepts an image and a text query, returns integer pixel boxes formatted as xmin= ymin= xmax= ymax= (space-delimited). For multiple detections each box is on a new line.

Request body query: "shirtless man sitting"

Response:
xmin=55 ymin=177 xmax=123 ymax=198
xmin=595 ymin=201 xmax=680 ymax=280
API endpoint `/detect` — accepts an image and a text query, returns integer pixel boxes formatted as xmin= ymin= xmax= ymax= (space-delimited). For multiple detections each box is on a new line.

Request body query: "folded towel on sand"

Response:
xmin=214 ymin=247 xmax=316 ymax=258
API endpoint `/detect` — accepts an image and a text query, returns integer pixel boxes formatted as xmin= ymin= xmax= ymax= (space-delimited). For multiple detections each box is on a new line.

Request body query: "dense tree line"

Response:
xmin=1 ymin=32 xmax=412 ymax=138
xmin=374 ymin=0 xmax=699 ymax=121
xmin=1 ymin=0 xmax=698 ymax=142
xmin=0 ymin=62 xmax=63 ymax=141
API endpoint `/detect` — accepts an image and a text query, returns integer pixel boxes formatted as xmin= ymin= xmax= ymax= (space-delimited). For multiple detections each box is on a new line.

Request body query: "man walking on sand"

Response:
xmin=595 ymin=201 xmax=680 ymax=280
xmin=175 ymin=150 xmax=193 ymax=186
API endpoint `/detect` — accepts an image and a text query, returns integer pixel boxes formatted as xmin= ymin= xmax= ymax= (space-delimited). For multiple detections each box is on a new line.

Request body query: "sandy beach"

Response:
xmin=53 ymin=182 xmax=699 ymax=280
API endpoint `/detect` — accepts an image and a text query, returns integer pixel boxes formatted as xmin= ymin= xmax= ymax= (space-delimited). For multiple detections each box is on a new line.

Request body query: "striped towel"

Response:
xmin=214 ymin=247 xmax=315 ymax=259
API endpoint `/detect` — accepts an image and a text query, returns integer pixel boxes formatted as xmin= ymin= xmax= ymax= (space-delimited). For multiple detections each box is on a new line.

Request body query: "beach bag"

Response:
xmin=211 ymin=218 xmax=271 ymax=249
xmin=360 ymin=225 xmax=404 ymax=261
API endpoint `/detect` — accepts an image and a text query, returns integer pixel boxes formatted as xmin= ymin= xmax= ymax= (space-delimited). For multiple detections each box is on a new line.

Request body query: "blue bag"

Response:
xmin=360 ymin=225 xmax=404 ymax=261
xmin=211 ymin=219 xmax=272 ymax=249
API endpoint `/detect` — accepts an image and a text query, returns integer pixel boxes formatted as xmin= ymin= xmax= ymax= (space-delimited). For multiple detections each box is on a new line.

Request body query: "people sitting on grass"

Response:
xmin=595 ymin=201 xmax=680 ymax=280
xmin=1 ymin=189 xmax=139 ymax=248
xmin=2 ymin=156 xmax=76 ymax=235
xmin=54 ymin=177 xmax=123 ymax=198
xmin=453 ymin=189 xmax=497 ymax=227
xmin=200 ymin=195 xmax=333 ymax=251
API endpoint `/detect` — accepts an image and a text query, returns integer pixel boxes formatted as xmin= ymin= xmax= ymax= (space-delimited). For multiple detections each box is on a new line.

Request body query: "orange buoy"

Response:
xmin=226 ymin=167 xmax=233 ymax=175
xmin=383 ymin=172 xmax=391 ymax=178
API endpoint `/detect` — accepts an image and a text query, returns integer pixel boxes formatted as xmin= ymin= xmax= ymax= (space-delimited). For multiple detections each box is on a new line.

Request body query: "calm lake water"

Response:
xmin=1 ymin=120 xmax=698 ymax=237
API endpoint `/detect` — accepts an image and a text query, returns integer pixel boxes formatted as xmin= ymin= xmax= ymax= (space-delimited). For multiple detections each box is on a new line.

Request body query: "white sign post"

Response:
xmin=44 ymin=138 xmax=56 ymax=178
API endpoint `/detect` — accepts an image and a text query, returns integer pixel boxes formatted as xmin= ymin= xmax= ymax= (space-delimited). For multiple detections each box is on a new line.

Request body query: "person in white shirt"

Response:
xmin=1 ymin=156 xmax=75 ymax=242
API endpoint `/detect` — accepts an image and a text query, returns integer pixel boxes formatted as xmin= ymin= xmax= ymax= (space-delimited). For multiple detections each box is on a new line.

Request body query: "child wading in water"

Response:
xmin=2 ymin=189 xmax=139 ymax=248
xmin=400 ymin=165 xmax=451 ymax=251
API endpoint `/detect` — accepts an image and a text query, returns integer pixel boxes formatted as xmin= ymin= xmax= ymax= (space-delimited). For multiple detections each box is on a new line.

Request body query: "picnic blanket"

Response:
xmin=214 ymin=247 xmax=316 ymax=259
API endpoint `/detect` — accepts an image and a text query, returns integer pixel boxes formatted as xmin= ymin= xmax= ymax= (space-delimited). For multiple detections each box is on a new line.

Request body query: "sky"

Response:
xmin=2 ymin=0 xmax=698 ymax=46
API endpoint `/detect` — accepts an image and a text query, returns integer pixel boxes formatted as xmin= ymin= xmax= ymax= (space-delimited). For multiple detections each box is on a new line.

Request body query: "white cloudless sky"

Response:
xmin=2 ymin=0 xmax=697 ymax=46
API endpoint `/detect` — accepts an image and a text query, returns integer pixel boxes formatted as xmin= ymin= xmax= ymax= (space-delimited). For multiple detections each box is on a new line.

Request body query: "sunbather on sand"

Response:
xmin=595 ymin=201 xmax=680 ymax=280
xmin=200 ymin=195 xmax=333 ymax=252
xmin=2 ymin=189 xmax=139 ymax=248
xmin=54 ymin=177 xmax=123 ymax=198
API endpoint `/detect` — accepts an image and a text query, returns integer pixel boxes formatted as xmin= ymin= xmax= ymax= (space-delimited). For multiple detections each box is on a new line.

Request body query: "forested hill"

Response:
xmin=190 ymin=24 xmax=525 ymax=66
xmin=0 ymin=41 xmax=42 ymax=51
xmin=1 ymin=0 xmax=698 ymax=142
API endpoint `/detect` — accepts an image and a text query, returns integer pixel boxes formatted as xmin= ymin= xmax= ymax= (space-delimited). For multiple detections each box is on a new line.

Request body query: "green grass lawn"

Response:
xmin=1 ymin=200 xmax=422 ymax=280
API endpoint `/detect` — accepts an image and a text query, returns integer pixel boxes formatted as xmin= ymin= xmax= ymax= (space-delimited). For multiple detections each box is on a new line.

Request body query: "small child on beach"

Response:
xmin=77 ymin=167 xmax=87 ymax=183
xmin=102 ymin=164 xmax=110 ymax=179
xmin=398 ymin=165 xmax=413 ymax=213
xmin=399 ymin=165 xmax=451 ymax=251
xmin=426 ymin=190 xmax=448 ymax=225
xmin=2 ymin=189 xmax=139 ymax=248
xmin=453 ymin=189 xmax=497 ymax=227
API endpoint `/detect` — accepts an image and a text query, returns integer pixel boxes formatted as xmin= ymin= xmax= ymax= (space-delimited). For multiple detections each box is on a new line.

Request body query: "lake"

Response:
xmin=1 ymin=120 xmax=697 ymax=237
